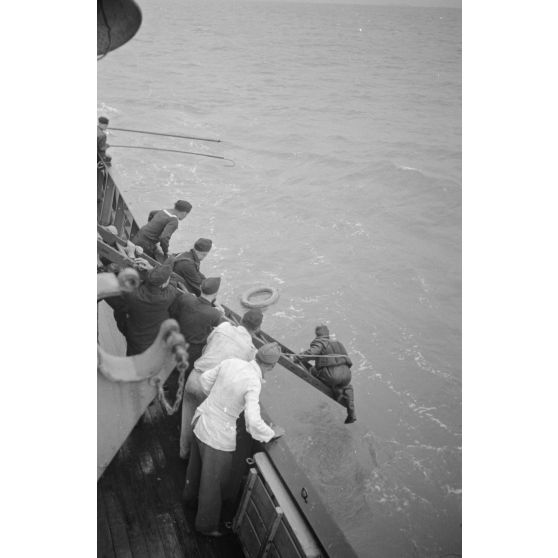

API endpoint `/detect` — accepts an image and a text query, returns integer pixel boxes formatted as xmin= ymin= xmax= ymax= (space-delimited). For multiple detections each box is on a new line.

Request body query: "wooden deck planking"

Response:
xmin=167 ymin=503 xmax=204 ymax=558
xmin=100 ymin=410 xmax=191 ymax=558
xmin=102 ymin=489 xmax=133 ymax=558
xmin=121 ymin=420 xmax=178 ymax=558
xmin=153 ymin=512 xmax=184 ymax=558
xmin=123 ymin=465 xmax=168 ymax=558
xmin=141 ymin=402 xmax=236 ymax=558
xmin=98 ymin=396 xmax=244 ymax=558
xmin=98 ymin=489 xmax=116 ymax=558
xmin=101 ymin=464 xmax=149 ymax=556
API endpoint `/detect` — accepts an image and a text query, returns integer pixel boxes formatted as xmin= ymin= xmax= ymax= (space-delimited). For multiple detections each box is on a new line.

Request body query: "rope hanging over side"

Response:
xmin=155 ymin=368 xmax=186 ymax=415
xmin=153 ymin=333 xmax=189 ymax=415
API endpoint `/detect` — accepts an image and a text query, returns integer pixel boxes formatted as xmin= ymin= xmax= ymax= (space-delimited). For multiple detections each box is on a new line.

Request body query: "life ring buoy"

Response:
xmin=240 ymin=286 xmax=280 ymax=309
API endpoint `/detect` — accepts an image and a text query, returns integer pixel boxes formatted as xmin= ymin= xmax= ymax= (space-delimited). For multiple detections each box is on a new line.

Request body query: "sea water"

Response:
xmin=98 ymin=1 xmax=461 ymax=556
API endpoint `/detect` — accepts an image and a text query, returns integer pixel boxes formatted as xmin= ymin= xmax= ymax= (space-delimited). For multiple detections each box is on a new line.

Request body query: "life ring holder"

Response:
xmin=240 ymin=286 xmax=280 ymax=309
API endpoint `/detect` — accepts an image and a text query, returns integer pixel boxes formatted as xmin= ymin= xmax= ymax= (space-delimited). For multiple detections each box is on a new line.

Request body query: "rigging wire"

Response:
xmin=109 ymin=144 xmax=235 ymax=167
xmin=109 ymin=126 xmax=221 ymax=143
xmin=284 ymin=352 xmax=353 ymax=359
xmin=211 ymin=314 xmax=347 ymax=360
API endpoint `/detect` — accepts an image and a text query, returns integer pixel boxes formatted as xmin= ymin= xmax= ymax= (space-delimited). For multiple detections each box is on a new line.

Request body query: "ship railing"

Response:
xmin=97 ymin=155 xmax=140 ymax=241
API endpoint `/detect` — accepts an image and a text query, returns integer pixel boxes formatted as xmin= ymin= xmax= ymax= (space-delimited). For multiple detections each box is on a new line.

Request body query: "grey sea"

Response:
xmin=98 ymin=0 xmax=461 ymax=556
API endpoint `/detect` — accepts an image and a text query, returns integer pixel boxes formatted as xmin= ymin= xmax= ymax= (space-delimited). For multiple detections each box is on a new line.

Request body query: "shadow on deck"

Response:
xmin=97 ymin=395 xmax=244 ymax=558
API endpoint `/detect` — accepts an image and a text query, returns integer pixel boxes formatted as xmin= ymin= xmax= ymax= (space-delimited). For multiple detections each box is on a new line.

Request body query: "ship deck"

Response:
xmin=97 ymin=392 xmax=244 ymax=558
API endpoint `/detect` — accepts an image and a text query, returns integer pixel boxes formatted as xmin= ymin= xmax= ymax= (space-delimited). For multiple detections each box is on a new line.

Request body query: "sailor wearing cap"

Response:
xmin=132 ymin=200 xmax=192 ymax=261
xmin=301 ymin=325 xmax=356 ymax=424
xmin=105 ymin=261 xmax=179 ymax=356
xmin=97 ymin=116 xmax=111 ymax=164
xmin=179 ymin=309 xmax=264 ymax=460
xmin=170 ymin=277 xmax=226 ymax=370
xmin=173 ymin=237 xmax=213 ymax=296
xmin=183 ymin=342 xmax=285 ymax=537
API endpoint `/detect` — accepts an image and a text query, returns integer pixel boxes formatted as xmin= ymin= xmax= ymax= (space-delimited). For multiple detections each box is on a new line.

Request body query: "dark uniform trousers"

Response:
xmin=179 ymin=342 xmax=205 ymax=459
xmin=313 ymin=366 xmax=356 ymax=416
xmin=183 ymin=435 xmax=235 ymax=533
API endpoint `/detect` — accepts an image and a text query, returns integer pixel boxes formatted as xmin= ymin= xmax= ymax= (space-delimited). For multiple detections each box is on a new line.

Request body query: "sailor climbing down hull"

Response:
xmin=301 ymin=325 xmax=357 ymax=424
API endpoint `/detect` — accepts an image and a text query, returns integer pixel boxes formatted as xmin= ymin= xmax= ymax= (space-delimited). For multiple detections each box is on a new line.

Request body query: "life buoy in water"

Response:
xmin=240 ymin=286 xmax=280 ymax=309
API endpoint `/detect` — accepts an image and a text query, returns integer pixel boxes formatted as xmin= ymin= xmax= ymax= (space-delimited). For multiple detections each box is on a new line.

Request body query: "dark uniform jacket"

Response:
xmin=132 ymin=210 xmax=179 ymax=257
xmin=106 ymin=283 xmax=179 ymax=356
xmin=173 ymin=249 xmax=206 ymax=296
xmin=304 ymin=336 xmax=352 ymax=388
xmin=170 ymin=293 xmax=225 ymax=347
xmin=97 ymin=126 xmax=108 ymax=155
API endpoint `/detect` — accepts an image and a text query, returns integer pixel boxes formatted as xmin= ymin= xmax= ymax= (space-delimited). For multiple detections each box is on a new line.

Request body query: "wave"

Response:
xmin=97 ymin=103 xmax=121 ymax=116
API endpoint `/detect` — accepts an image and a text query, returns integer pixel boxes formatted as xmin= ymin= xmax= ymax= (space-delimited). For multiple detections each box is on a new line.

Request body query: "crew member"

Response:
xmin=106 ymin=261 xmax=179 ymax=356
xmin=170 ymin=277 xmax=226 ymax=367
xmin=173 ymin=237 xmax=212 ymax=296
xmin=183 ymin=343 xmax=285 ymax=537
xmin=301 ymin=325 xmax=356 ymax=423
xmin=97 ymin=116 xmax=111 ymax=164
xmin=179 ymin=309 xmax=264 ymax=460
xmin=132 ymin=200 xmax=192 ymax=261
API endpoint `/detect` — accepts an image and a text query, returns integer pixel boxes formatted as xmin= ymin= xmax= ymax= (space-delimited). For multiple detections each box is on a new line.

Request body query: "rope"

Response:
xmin=109 ymin=144 xmax=236 ymax=166
xmin=284 ymin=352 xmax=352 ymax=359
xmin=155 ymin=368 xmax=186 ymax=415
xmin=109 ymin=126 xmax=221 ymax=143
xmin=153 ymin=335 xmax=189 ymax=416
xmin=224 ymin=314 xmax=346 ymax=360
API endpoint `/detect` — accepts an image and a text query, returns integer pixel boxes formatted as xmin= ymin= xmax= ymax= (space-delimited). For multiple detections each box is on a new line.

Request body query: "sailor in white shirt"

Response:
xmin=179 ymin=309 xmax=264 ymax=459
xmin=183 ymin=342 xmax=285 ymax=537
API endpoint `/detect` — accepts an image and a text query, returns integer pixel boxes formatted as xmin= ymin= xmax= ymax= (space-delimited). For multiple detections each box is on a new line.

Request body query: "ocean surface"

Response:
xmin=98 ymin=1 xmax=461 ymax=556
